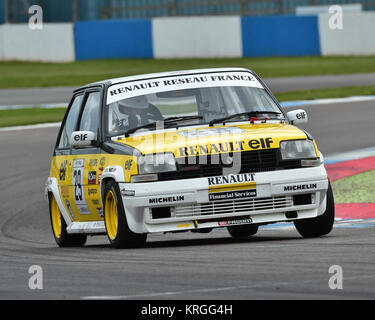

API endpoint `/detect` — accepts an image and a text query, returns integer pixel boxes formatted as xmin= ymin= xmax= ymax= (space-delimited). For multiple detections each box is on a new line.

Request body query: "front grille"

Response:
xmin=158 ymin=149 xmax=301 ymax=181
xmin=174 ymin=196 xmax=293 ymax=218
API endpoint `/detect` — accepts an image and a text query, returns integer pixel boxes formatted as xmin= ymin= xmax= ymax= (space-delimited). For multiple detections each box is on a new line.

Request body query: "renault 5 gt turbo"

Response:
xmin=45 ymin=68 xmax=334 ymax=248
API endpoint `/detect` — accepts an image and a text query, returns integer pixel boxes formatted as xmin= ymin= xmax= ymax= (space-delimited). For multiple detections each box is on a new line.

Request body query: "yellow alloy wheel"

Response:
xmin=51 ymin=196 xmax=62 ymax=239
xmin=105 ymin=190 xmax=119 ymax=240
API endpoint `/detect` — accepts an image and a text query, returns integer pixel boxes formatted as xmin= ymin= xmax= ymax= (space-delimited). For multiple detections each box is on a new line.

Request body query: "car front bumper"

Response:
xmin=119 ymin=165 xmax=329 ymax=234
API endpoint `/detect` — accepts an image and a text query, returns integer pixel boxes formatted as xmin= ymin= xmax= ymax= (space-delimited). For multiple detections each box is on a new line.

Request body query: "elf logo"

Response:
xmin=70 ymin=131 xmax=96 ymax=147
xmin=296 ymin=111 xmax=307 ymax=120
xmin=74 ymin=133 xmax=88 ymax=141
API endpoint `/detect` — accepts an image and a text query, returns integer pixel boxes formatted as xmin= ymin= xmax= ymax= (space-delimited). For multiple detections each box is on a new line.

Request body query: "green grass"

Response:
xmin=2 ymin=84 xmax=375 ymax=128
xmin=275 ymin=85 xmax=375 ymax=102
xmin=1 ymin=56 xmax=375 ymax=89
xmin=332 ymin=170 xmax=375 ymax=203
xmin=0 ymin=108 xmax=66 ymax=128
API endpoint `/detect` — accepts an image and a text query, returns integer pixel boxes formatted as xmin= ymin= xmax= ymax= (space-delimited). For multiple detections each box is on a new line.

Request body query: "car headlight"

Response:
xmin=137 ymin=153 xmax=177 ymax=175
xmin=280 ymin=140 xmax=317 ymax=160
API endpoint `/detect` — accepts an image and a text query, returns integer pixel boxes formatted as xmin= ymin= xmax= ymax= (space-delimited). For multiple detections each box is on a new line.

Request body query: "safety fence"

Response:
xmin=2 ymin=0 xmax=375 ymax=23
xmin=0 ymin=13 xmax=374 ymax=61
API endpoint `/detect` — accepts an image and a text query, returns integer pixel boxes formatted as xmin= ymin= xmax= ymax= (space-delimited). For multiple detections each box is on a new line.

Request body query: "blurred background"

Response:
xmin=1 ymin=0 xmax=375 ymax=22
xmin=1 ymin=0 xmax=375 ymax=127
xmin=1 ymin=0 xmax=374 ymax=62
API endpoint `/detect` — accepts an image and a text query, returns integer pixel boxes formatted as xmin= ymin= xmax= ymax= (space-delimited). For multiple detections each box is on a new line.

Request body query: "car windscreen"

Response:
xmin=106 ymin=74 xmax=283 ymax=136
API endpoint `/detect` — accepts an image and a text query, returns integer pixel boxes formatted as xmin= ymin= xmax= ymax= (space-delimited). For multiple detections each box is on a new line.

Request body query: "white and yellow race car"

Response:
xmin=45 ymin=68 xmax=334 ymax=248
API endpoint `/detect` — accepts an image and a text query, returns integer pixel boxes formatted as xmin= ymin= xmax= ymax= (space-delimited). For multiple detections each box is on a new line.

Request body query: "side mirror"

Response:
xmin=287 ymin=109 xmax=308 ymax=125
xmin=70 ymin=131 xmax=96 ymax=147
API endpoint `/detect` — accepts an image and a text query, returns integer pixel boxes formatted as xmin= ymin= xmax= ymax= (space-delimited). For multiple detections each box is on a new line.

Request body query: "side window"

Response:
xmin=58 ymin=95 xmax=83 ymax=149
xmin=79 ymin=91 xmax=101 ymax=134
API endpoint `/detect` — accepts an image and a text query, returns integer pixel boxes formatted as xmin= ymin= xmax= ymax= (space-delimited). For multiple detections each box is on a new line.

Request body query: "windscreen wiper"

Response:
xmin=209 ymin=111 xmax=282 ymax=127
xmin=124 ymin=115 xmax=203 ymax=137
xmin=163 ymin=115 xmax=203 ymax=123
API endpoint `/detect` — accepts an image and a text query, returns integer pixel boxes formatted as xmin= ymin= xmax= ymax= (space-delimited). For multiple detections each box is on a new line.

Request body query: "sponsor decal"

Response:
xmin=107 ymin=71 xmax=264 ymax=104
xmin=77 ymin=204 xmax=91 ymax=215
xmin=110 ymin=81 xmax=160 ymax=98
xmin=60 ymin=185 xmax=69 ymax=198
xmin=208 ymin=173 xmax=257 ymax=201
xmin=209 ymin=189 xmax=257 ymax=201
xmin=89 ymin=159 xmax=98 ymax=167
xmin=73 ymin=132 xmax=89 ymax=142
xmin=88 ymin=171 xmax=97 ymax=185
xmin=98 ymin=174 xmax=102 ymax=185
xmin=178 ymin=138 xmax=274 ymax=157
xmin=88 ymin=188 xmax=97 ymax=196
xmin=125 ymin=159 xmax=133 ymax=171
xmin=284 ymin=183 xmax=317 ymax=192
xmin=65 ymin=200 xmax=75 ymax=220
xmin=218 ymin=218 xmax=252 ymax=227
xmin=208 ymin=173 xmax=255 ymax=187
xmin=91 ymin=199 xmax=99 ymax=205
xmin=296 ymin=111 xmax=307 ymax=120
xmin=100 ymin=157 xmax=106 ymax=167
xmin=121 ymin=189 xmax=135 ymax=197
xmin=73 ymin=159 xmax=84 ymax=168
xmin=59 ymin=160 xmax=67 ymax=181
xmin=149 ymin=195 xmax=185 ymax=204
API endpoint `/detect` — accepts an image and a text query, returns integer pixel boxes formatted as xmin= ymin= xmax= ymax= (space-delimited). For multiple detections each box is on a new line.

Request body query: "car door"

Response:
xmin=70 ymin=89 xmax=104 ymax=221
xmin=53 ymin=93 xmax=84 ymax=222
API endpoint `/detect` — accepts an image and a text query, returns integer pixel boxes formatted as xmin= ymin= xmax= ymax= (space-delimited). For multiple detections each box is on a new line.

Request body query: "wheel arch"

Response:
xmin=45 ymin=177 xmax=73 ymax=227
xmin=100 ymin=165 xmax=125 ymax=205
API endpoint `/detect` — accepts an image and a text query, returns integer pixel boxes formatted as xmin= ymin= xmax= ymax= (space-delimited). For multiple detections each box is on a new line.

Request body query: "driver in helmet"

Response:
xmin=113 ymin=95 xmax=163 ymax=132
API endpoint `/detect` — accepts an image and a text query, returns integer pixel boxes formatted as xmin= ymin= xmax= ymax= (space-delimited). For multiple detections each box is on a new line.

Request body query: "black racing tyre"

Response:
xmin=49 ymin=194 xmax=87 ymax=247
xmin=228 ymin=224 xmax=259 ymax=239
xmin=294 ymin=181 xmax=335 ymax=238
xmin=103 ymin=180 xmax=147 ymax=249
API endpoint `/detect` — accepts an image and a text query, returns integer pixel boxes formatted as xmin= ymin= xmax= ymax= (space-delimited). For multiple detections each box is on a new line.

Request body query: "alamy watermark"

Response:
xmin=28 ymin=5 xmax=43 ymax=30
xmin=28 ymin=265 xmax=43 ymax=290
xmin=328 ymin=5 xmax=344 ymax=30
xmin=328 ymin=265 xmax=343 ymax=290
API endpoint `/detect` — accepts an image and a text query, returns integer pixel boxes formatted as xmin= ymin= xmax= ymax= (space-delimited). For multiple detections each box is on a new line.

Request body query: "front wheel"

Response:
xmin=103 ymin=180 xmax=147 ymax=249
xmin=294 ymin=181 xmax=335 ymax=238
xmin=49 ymin=194 xmax=87 ymax=247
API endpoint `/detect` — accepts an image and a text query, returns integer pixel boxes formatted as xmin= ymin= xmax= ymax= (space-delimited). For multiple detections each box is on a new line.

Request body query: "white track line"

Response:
xmin=0 ymin=103 xmax=66 ymax=110
xmin=324 ymin=146 xmax=375 ymax=163
xmin=0 ymin=122 xmax=61 ymax=132
xmin=280 ymin=95 xmax=375 ymax=108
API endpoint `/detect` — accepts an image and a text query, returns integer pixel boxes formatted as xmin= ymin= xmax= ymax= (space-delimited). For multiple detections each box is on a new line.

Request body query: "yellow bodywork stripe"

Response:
xmin=209 ymin=182 xmax=256 ymax=193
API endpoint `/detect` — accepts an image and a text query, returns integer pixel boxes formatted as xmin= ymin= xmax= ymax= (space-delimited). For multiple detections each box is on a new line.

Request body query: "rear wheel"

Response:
xmin=103 ymin=180 xmax=147 ymax=249
xmin=294 ymin=181 xmax=335 ymax=238
xmin=228 ymin=224 xmax=259 ymax=239
xmin=49 ymin=194 xmax=87 ymax=247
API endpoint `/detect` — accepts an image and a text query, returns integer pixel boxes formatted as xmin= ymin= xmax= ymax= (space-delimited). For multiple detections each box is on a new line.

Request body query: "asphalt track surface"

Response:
xmin=1 ymin=73 xmax=375 ymax=106
xmin=0 ymin=98 xmax=374 ymax=300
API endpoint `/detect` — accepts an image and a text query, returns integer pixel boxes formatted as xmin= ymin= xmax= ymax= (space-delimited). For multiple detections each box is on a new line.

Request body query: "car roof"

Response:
xmin=74 ymin=67 xmax=254 ymax=92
